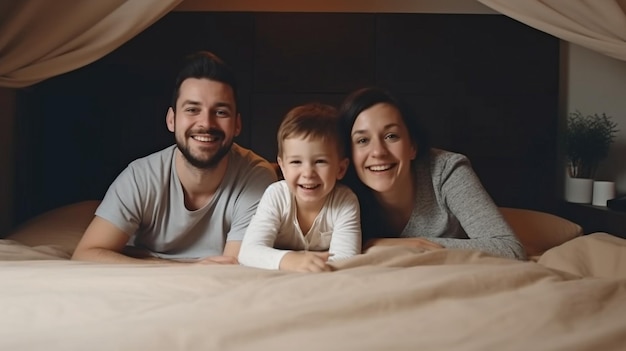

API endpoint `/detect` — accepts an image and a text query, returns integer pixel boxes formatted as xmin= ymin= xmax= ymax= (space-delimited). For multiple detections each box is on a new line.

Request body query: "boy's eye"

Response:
xmin=315 ymin=159 xmax=328 ymax=164
xmin=289 ymin=160 xmax=301 ymax=165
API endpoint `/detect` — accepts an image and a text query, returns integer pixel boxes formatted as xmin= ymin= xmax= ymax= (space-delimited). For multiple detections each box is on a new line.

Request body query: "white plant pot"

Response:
xmin=564 ymin=177 xmax=593 ymax=204
xmin=592 ymin=181 xmax=615 ymax=206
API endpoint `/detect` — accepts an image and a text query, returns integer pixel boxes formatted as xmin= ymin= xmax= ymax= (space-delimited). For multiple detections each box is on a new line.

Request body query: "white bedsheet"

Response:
xmin=1 ymin=233 xmax=625 ymax=351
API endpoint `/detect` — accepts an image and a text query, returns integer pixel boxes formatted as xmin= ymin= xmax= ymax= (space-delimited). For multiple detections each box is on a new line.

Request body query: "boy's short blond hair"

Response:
xmin=277 ymin=103 xmax=345 ymax=158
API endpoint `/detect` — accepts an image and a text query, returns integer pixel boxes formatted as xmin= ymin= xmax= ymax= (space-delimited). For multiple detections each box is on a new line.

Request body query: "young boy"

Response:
xmin=238 ymin=103 xmax=361 ymax=272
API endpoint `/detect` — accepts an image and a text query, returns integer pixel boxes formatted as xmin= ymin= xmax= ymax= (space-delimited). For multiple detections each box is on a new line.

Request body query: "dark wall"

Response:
xmin=1 ymin=87 xmax=15 ymax=235
xmin=14 ymin=12 xmax=560 ymax=226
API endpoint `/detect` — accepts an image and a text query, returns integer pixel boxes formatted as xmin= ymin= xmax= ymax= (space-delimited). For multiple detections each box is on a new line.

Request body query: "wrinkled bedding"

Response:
xmin=1 ymin=233 xmax=625 ymax=351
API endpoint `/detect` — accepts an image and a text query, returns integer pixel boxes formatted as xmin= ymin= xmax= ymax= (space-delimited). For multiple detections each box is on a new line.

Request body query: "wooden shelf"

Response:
xmin=559 ymin=202 xmax=626 ymax=239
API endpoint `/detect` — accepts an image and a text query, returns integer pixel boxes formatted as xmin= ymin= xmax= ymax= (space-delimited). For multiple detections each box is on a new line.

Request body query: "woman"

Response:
xmin=338 ymin=87 xmax=525 ymax=260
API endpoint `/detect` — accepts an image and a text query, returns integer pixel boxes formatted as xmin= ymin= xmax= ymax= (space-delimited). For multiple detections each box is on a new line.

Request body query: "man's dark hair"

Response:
xmin=170 ymin=51 xmax=239 ymax=111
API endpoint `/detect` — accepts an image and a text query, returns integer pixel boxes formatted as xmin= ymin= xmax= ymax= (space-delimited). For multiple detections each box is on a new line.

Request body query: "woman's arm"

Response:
xmin=364 ymin=237 xmax=443 ymax=252
xmin=431 ymin=153 xmax=526 ymax=259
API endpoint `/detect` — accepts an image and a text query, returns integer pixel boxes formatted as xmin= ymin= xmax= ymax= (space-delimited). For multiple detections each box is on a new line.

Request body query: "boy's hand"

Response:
xmin=279 ymin=251 xmax=333 ymax=272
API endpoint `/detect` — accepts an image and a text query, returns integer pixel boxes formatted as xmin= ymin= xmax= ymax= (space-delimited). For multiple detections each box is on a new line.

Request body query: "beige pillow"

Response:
xmin=499 ymin=207 xmax=583 ymax=257
xmin=5 ymin=200 xmax=100 ymax=256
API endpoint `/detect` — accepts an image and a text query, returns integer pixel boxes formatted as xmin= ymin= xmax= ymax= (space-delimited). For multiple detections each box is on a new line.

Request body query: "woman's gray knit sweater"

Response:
xmin=399 ymin=149 xmax=525 ymax=260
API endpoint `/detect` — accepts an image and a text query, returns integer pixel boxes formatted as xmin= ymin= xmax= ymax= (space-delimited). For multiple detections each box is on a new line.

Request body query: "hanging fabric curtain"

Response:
xmin=0 ymin=0 xmax=183 ymax=88
xmin=477 ymin=0 xmax=626 ymax=61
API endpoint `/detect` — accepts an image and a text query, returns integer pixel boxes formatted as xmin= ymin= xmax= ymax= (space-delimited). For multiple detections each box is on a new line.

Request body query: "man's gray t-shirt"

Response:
xmin=95 ymin=144 xmax=277 ymax=259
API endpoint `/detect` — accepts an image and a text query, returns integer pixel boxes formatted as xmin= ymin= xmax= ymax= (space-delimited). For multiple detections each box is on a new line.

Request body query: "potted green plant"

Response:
xmin=564 ymin=110 xmax=618 ymax=203
xmin=565 ymin=110 xmax=618 ymax=179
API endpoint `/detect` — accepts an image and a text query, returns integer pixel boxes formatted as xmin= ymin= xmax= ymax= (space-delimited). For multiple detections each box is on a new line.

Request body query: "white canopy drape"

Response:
xmin=478 ymin=0 xmax=626 ymax=61
xmin=1 ymin=0 xmax=625 ymax=88
xmin=0 ymin=0 xmax=182 ymax=88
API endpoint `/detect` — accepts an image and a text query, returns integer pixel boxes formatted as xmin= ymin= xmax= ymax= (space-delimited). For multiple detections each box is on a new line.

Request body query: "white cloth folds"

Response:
xmin=0 ymin=0 xmax=182 ymax=88
xmin=478 ymin=0 xmax=626 ymax=61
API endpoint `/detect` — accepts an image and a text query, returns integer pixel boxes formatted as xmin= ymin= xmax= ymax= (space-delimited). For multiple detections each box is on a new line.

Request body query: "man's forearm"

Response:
xmin=71 ymin=248 xmax=183 ymax=264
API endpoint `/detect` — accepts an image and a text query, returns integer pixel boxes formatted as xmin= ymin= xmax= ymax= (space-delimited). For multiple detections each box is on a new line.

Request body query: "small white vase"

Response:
xmin=592 ymin=181 xmax=616 ymax=206
xmin=564 ymin=177 xmax=593 ymax=203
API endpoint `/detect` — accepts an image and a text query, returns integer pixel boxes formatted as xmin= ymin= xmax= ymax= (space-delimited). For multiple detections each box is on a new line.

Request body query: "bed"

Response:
xmin=2 ymin=201 xmax=626 ymax=351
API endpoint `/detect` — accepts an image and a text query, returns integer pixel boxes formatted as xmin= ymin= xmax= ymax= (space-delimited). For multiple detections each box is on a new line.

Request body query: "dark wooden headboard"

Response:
xmin=14 ymin=12 xmax=560 ymax=225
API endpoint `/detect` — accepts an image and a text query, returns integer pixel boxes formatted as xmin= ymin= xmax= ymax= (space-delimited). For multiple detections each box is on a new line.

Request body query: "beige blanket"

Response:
xmin=1 ymin=233 xmax=625 ymax=351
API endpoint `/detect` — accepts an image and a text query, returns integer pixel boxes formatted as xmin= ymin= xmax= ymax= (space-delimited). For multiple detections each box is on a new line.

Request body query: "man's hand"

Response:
xmin=364 ymin=238 xmax=444 ymax=252
xmin=196 ymin=255 xmax=239 ymax=265
xmin=279 ymin=251 xmax=333 ymax=272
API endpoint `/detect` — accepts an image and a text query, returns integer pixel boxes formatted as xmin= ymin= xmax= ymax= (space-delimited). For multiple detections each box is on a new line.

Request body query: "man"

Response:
xmin=72 ymin=51 xmax=277 ymax=264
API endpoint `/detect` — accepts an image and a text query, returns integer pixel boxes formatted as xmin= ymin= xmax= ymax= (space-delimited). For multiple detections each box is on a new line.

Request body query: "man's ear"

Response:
xmin=235 ymin=113 xmax=242 ymax=137
xmin=166 ymin=107 xmax=175 ymax=132
xmin=337 ymin=157 xmax=350 ymax=180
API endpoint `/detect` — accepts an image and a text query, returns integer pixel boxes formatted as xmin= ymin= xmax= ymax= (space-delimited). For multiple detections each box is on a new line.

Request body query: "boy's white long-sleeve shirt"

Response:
xmin=238 ymin=181 xmax=361 ymax=270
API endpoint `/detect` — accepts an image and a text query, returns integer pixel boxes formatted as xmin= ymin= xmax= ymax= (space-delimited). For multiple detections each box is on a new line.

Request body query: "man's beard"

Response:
xmin=177 ymin=130 xmax=233 ymax=169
